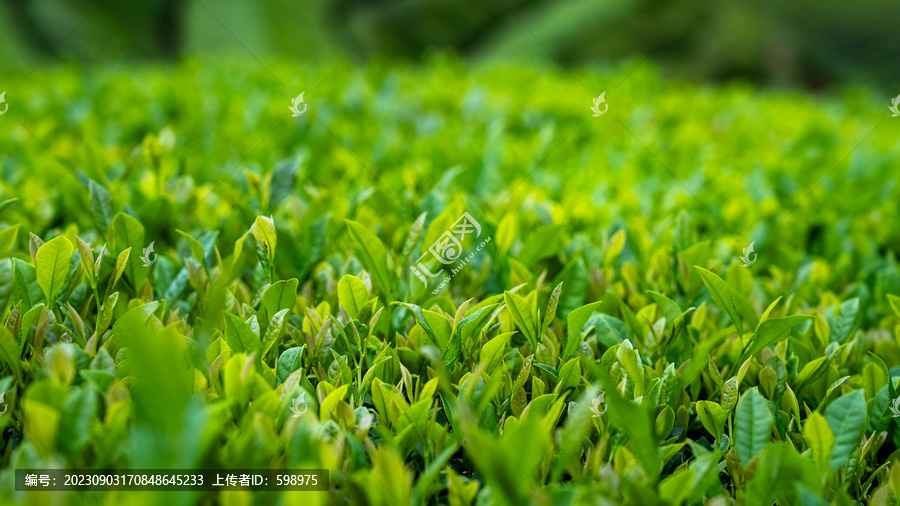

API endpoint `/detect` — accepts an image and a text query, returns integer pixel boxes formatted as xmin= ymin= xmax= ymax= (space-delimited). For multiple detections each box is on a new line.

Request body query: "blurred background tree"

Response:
xmin=1 ymin=0 xmax=897 ymax=90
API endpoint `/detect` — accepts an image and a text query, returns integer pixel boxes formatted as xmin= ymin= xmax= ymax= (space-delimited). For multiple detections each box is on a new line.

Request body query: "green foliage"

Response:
xmin=0 ymin=61 xmax=899 ymax=504
xmin=34 ymin=236 xmax=72 ymax=310
xmin=735 ymin=388 xmax=773 ymax=467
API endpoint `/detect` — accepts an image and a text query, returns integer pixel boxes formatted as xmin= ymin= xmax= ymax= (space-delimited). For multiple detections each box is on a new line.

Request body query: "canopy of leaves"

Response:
xmin=0 ymin=61 xmax=898 ymax=504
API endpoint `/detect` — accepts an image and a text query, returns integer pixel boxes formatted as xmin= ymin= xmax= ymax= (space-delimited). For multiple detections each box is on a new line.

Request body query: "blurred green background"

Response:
xmin=1 ymin=0 xmax=898 ymax=90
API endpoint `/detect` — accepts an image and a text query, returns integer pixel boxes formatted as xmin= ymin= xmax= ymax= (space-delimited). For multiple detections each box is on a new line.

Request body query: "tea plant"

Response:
xmin=0 ymin=59 xmax=899 ymax=504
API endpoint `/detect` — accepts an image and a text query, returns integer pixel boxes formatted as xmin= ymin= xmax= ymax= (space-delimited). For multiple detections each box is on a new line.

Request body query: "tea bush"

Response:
xmin=1 ymin=59 xmax=899 ymax=504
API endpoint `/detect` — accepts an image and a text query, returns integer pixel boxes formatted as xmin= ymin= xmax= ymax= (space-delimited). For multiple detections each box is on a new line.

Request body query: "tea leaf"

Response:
xmin=338 ymin=274 xmax=370 ymax=320
xmin=0 ymin=326 xmax=21 ymax=382
xmin=224 ymin=313 xmax=260 ymax=353
xmin=88 ymin=179 xmax=114 ymax=232
xmin=739 ymin=314 xmax=813 ymax=364
xmin=804 ymin=412 xmax=834 ymax=473
xmin=504 ymin=291 xmax=538 ymax=350
xmin=824 ymin=390 xmax=867 ymax=471
xmin=562 ymin=301 xmax=601 ymax=361
xmin=696 ymin=400 xmax=726 ymax=440
xmin=260 ymin=278 xmax=298 ymax=326
xmin=35 ymin=236 xmax=73 ymax=309
xmin=735 ymin=388 xmax=773 ymax=466
xmin=176 ymin=229 xmax=207 ymax=268
xmin=0 ymin=224 xmax=20 ymax=258
xmin=696 ymin=266 xmax=744 ymax=336
xmin=541 ymin=282 xmax=562 ymax=339
xmin=345 ymin=219 xmax=393 ymax=297
xmin=589 ymin=313 xmax=630 ymax=349
xmin=109 ymin=212 xmax=146 ymax=288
